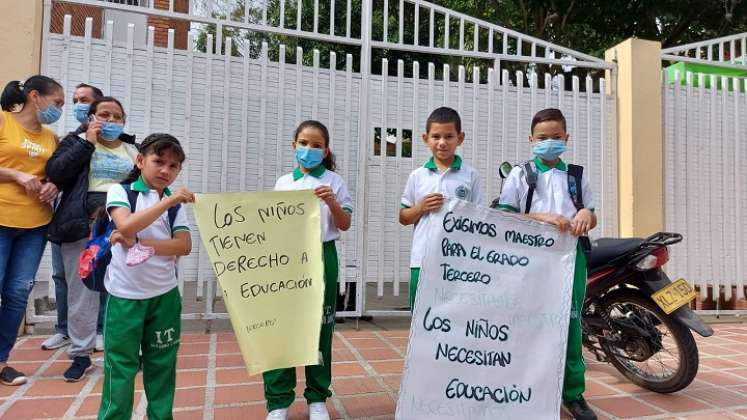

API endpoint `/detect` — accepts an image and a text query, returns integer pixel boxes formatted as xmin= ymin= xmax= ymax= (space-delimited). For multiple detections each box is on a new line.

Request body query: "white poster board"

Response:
xmin=396 ymin=199 xmax=577 ymax=420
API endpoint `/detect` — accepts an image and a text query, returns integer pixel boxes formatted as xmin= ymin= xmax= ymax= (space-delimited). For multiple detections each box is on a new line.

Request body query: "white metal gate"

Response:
xmin=662 ymin=34 xmax=747 ymax=308
xmin=33 ymin=0 xmax=617 ymax=323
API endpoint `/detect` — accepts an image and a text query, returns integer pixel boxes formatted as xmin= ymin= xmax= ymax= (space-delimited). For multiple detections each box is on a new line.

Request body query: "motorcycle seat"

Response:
xmin=588 ymin=238 xmax=644 ymax=269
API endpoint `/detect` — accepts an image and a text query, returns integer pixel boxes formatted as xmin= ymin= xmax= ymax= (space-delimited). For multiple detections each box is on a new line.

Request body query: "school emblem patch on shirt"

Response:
xmin=455 ymin=184 xmax=470 ymax=200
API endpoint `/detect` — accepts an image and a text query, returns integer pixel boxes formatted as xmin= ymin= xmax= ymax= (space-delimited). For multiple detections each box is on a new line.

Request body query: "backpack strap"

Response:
xmin=121 ymin=183 xmax=182 ymax=232
xmin=567 ymin=164 xmax=585 ymax=211
xmin=523 ymin=160 xmax=538 ymax=214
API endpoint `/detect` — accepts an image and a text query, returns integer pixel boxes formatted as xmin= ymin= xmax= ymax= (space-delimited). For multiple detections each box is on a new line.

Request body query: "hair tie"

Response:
xmin=18 ymin=80 xmax=25 ymax=90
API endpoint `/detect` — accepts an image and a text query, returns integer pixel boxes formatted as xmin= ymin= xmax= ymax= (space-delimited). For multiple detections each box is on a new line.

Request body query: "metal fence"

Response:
xmin=662 ymin=33 xmax=747 ymax=307
xmin=32 ymin=0 xmax=618 ymax=323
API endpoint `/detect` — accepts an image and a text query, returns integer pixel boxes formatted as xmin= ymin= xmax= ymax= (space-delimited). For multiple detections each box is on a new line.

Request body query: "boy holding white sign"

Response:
xmin=494 ymin=108 xmax=598 ymax=420
xmin=400 ymin=107 xmax=483 ymax=311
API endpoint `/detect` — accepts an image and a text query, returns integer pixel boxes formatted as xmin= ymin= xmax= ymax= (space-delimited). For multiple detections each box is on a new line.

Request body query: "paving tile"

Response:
xmin=15 ymin=337 xmax=47 ymax=350
xmin=332 ymin=376 xmax=385 ymax=396
xmin=382 ymin=375 xmax=402 ymax=393
xmin=332 ymin=348 xmax=357 ymax=362
xmin=174 ymin=387 xmax=206 ymax=408
xmin=180 ymin=334 xmax=211 ymax=344
xmin=347 ymin=338 xmax=388 ymax=349
xmin=215 ymin=367 xmax=255 ymax=385
xmin=339 ymin=330 xmax=378 ymax=339
xmin=699 ymin=345 xmax=742 ymax=357
xmin=357 ymin=348 xmax=402 ymax=361
xmin=178 ymin=342 xmax=211 ymax=356
xmin=41 ymin=361 xmax=73 ymax=377
xmin=214 ymin=383 xmax=265 ymax=404
xmin=331 ymin=362 xmax=367 ymax=377
xmin=684 ymin=387 xmax=747 ymax=407
xmin=681 ymin=413 xmax=744 ymax=420
xmin=213 ymin=403 xmax=268 ymax=419
xmin=176 ymin=370 xmax=207 ymax=388
xmin=216 ymin=341 xmax=241 ymax=354
xmin=216 ymin=332 xmax=237 ymax=342
xmin=76 ymin=394 xmax=104 ymax=417
xmin=215 ymin=353 xmax=246 ymax=368
xmin=699 ymin=357 xmax=746 ymax=369
xmin=176 ymin=355 xmax=209 ymax=370
xmin=7 ymin=349 xmax=55 ymax=362
xmin=4 ymin=397 xmax=74 ymax=419
xmin=589 ymin=396 xmax=663 ymax=418
xmin=696 ymin=371 xmax=745 ymax=386
xmin=369 ymin=360 xmax=404 ymax=375
xmin=583 ymin=380 xmax=620 ymax=397
xmin=173 ymin=408 xmax=205 ymax=419
xmin=637 ymin=393 xmax=711 ymax=413
xmin=339 ymin=392 xmax=395 ymax=417
xmin=25 ymin=378 xmax=88 ymax=396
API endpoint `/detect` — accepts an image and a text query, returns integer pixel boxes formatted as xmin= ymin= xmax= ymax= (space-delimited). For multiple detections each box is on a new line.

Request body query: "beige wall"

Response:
xmin=0 ymin=0 xmax=44 ymax=86
xmin=605 ymin=38 xmax=664 ymax=237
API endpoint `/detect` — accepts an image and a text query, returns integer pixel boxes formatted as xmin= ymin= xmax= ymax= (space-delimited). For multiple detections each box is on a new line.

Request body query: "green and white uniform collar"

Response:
xmin=131 ymin=176 xmax=172 ymax=196
xmin=424 ymin=155 xmax=462 ymax=171
xmin=293 ymin=165 xmax=326 ymax=181
xmin=533 ymin=156 xmax=567 ymax=172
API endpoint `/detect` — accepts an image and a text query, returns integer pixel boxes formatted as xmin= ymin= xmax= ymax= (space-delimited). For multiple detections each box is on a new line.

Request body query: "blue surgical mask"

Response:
xmin=532 ymin=139 xmax=567 ymax=161
xmin=100 ymin=121 xmax=124 ymax=141
xmin=36 ymin=101 xmax=62 ymax=125
xmin=73 ymin=103 xmax=90 ymax=124
xmin=295 ymin=146 xmax=324 ymax=169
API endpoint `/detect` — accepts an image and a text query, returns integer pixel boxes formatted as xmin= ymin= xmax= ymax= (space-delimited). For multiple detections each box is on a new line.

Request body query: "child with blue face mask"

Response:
xmin=264 ymin=120 xmax=353 ymax=420
xmin=493 ymin=108 xmax=598 ymax=420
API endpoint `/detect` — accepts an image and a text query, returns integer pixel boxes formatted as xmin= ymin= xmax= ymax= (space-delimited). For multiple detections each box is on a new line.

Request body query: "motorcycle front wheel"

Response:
xmin=599 ymin=292 xmax=699 ymax=393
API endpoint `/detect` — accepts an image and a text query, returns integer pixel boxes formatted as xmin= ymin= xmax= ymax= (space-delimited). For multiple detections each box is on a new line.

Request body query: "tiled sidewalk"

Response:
xmin=1 ymin=322 xmax=747 ymax=419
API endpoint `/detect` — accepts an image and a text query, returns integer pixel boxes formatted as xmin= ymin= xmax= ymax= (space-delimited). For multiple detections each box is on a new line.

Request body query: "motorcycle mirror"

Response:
xmin=499 ymin=161 xmax=513 ymax=179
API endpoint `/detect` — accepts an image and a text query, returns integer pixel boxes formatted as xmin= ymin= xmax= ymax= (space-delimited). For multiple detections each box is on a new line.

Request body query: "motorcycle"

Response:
xmin=583 ymin=233 xmax=712 ymax=393
xmin=496 ymin=161 xmax=713 ymax=393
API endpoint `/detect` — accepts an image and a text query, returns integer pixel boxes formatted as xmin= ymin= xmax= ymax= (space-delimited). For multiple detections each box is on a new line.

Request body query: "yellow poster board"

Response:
xmin=193 ymin=190 xmax=324 ymax=375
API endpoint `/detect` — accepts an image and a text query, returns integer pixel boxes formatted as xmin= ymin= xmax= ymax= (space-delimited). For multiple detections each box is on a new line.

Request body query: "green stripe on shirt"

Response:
xmin=108 ymin=201 xmax=131 ymax=209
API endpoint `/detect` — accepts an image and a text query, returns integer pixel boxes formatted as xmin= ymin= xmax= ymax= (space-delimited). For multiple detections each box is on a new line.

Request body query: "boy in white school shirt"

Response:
xmin=399 ymin=107 xmax=483 ymax=312
xmin=494 ymin=108 xmax=597 ymax=420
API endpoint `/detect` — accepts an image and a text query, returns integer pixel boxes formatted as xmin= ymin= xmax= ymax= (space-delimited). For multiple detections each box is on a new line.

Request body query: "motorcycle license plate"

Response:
xmin=652 ymin=278 xmax=696 ymax=314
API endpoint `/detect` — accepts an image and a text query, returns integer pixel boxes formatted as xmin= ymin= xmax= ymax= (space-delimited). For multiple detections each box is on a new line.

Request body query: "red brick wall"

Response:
xmin=147 ymin=0 xmax=190 ymax=49
xmin=50 ymin=3 xmax=103 ymax=38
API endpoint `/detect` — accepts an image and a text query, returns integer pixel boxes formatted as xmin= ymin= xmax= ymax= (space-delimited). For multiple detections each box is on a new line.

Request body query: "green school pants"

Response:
xmin=98 ymin=287 xmax=181 ymax=420
xmin=563 ymin=242 xmax=587 ymax=403
xmin=263 ymin=241 xmax=338 ymax=412
xmin=409 ymin=267 xmax=421 ymax=312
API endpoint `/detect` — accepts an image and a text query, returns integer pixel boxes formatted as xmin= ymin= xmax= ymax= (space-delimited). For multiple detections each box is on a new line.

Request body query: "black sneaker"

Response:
xmin=63 ymin=356 xmax=92 ymax=382
xmin=0 ymin=366 xmax=27 ymax=386
xmin=563 ymin=397 xmax=597 ymax=420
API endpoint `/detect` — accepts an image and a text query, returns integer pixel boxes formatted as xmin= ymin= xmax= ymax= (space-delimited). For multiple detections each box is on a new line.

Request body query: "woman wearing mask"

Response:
xmin=46 ymin=96 xmax=137 ymax=382
xmin=0 ymin=75 xmax=62 ymax=386
xmin=42 ymin=82 xmax=106 ymax=352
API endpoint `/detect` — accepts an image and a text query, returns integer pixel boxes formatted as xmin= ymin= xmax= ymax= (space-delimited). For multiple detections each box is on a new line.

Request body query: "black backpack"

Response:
xmin=79 ymin=183 xmax=181 ymax=292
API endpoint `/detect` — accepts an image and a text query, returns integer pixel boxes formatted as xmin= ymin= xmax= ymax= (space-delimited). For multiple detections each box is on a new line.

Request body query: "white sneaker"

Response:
xmin=266 ymin=408 xmax=289 ymax=420
xmin=309 ymin=402 xmax=330 ymax=420
xmin=41 ymin=333 xmax=70 ymax=350
xmin=95 ymin=334 xmax=104 ymax=352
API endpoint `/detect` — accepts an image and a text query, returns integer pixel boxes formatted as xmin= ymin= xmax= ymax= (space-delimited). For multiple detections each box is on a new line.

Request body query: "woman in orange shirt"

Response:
xmin=0 ymin=75 xmax=63 ymax=386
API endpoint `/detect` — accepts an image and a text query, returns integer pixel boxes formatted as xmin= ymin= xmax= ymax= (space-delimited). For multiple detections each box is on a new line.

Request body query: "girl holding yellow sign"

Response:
xmin=264 ymin=120 xmax=353 ymax=420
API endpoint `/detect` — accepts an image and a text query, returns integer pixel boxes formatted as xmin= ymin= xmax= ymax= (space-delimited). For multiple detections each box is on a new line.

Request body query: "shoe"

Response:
xmin=41 ymin=333 xmax=70 ymax=350
xmin=63 ymin=356 xmax=93 ymax=382
xmin=0 ymin=366 xmax=27 ymax=386
xmin=265 ymin=408 xmax=289 ymax=420
xmin=309 ymin=402 xmax=330 ymax=420
xmin=95 ymin=334 xmax=104 ymax=352
xmin=563 ymin=397 xmax=598 ymax=420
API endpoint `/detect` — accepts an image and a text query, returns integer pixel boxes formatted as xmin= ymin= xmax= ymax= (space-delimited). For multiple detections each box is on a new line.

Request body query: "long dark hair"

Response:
xmin=1 ymin=75 xmax=62 ymax=111
xmin=294 ymin=120 xmax=336 ymax=171
xmin=122 ymin=133 xmax=186 ymax=184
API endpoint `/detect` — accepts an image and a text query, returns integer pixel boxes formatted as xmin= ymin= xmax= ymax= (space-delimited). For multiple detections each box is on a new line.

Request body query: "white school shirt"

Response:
xmin=497 ymin=157 xmax=595 ymax=220
xmin=105 ymin=177 xmax=191 ymax=300
xmin=274 ymin=166 xmax=353 ymax=242
xmin=401 ymin=155 xmax=482 ymax=268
